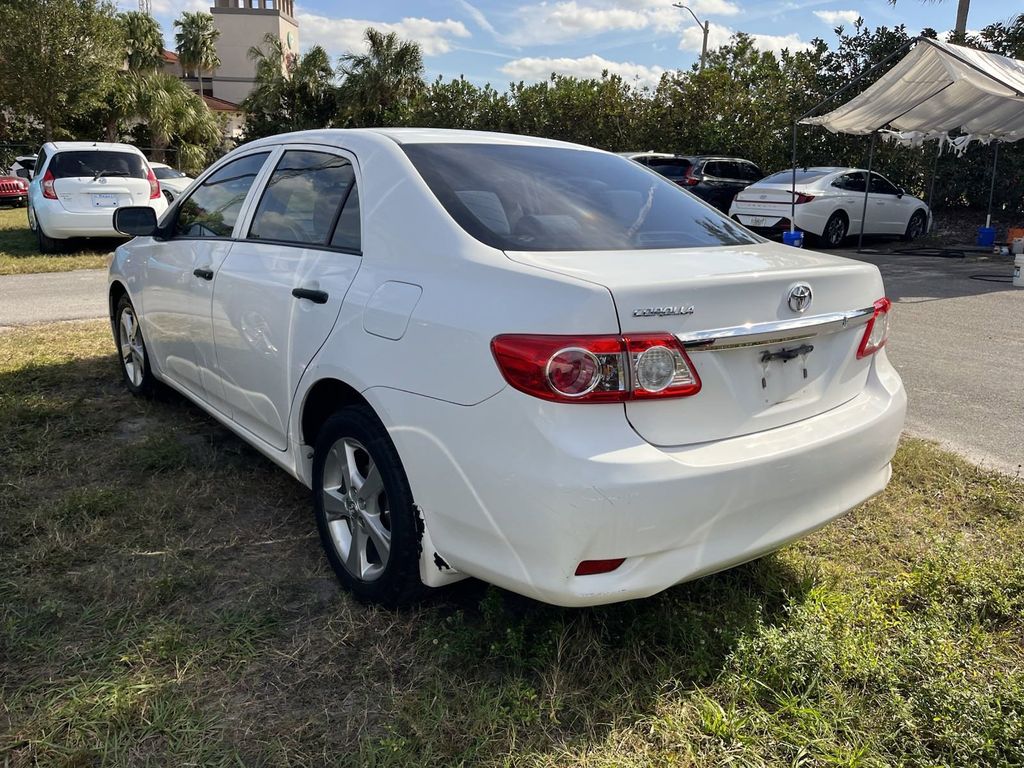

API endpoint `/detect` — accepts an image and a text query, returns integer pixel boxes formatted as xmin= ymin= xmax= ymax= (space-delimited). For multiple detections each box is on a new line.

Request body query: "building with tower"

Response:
xmin=209 ymin=0 xmax=300 ymax=107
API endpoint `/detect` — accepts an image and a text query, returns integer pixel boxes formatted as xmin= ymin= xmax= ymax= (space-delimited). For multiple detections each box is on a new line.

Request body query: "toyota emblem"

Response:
xmin=788 ymin=283 xmax=812 ymax=313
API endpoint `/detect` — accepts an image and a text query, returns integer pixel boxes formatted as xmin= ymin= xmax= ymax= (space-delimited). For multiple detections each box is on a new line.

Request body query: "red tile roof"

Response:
xmin=162 ymin=50 xmax=179 ymax=65
xmin=202 ymin=94 xmax=242 ymax=112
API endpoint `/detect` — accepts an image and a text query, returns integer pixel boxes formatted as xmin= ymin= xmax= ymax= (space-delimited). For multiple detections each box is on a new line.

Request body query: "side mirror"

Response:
xmin=897 ymin=187 xmax=905 ymax=198
xmin=114 ymin=206 xmax=158 ymax=237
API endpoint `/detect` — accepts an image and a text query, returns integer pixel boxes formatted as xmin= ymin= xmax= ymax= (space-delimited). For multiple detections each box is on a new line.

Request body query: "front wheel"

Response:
xmin=312 ymin=405 xmax=424 ymax=606
xmin=819 ymin=212 xmax=848 ymax=248
xmin=904 ymin=210 xmax=927 ymax=241
xmin=113 ymin=294 xmax=154 ymax=395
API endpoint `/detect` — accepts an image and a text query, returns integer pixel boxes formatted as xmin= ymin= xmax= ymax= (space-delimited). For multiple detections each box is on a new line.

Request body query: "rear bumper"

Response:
xmin=370 ymin=352 xmax=906 ymax=607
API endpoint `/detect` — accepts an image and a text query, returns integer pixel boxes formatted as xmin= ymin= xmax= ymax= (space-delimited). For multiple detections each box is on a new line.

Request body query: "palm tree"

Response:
xmin=174 ymin=11 xmax=221 ymax=97
xmin=244 ymin=33 xmax=336 ymax=137
xmin=337 ymin=28 xmax=426 ymax=127
xmin=119 ymin=10 xmax=163 ymax=72
xmin=889 ymin=0 xmax=970 ymax=37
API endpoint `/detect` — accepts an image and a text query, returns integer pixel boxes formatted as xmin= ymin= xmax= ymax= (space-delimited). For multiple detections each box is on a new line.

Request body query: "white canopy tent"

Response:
xmin=792 ymin=38 xmax=1024 ymax=249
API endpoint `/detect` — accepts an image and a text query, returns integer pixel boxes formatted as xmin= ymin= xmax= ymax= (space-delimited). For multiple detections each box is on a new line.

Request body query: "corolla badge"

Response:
xmin=632 ymin=305 xmax=695 ymax=318
xmin=788 ymin=283 xmax=813 ymax=313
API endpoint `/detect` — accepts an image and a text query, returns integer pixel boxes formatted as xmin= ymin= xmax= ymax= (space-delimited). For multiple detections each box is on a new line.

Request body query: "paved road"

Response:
xmin=0 ymin=269 xmax=107 ymax=329
xmin=1 ymin=255 xmax=1021 ymax=474
xmin=840 ymin=249 xmax=1022 ymax=476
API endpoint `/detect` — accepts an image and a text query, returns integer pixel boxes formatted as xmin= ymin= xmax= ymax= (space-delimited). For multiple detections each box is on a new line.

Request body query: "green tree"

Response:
xmin=119 ymin=9 xmax=163 ymax=72
xmin=336 ymin=28 xmax=426 ymax=126
xmin=174 ymin=10 xmax=221 ymax=96
xmin=0 ymin=0 xmax=122 ymax=140
xmin=242 ymin=34 xmax=337 ymax=140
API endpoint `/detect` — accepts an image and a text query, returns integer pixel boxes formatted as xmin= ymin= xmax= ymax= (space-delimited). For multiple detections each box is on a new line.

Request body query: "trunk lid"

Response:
xmin=506 ymin=243 xmax=884 ymax=447
xmin=55 ymin=176 xmax=151 ymax=212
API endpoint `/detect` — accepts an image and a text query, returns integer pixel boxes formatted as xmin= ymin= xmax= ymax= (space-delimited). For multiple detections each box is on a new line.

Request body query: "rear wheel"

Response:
xmin=312 ymin=406 xmax=424 ymax=606
xmin=904 ymin=210 xmax=927 ymax=241
xmin=35 ymin=217 xmax=61 ymax=254
xmin=819 ymin=212 xmax=848 ymax=248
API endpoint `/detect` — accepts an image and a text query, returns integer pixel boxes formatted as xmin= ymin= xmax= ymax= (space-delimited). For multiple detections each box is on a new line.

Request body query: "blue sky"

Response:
xmin=126 ymin=0 xmax=1015 ymax=89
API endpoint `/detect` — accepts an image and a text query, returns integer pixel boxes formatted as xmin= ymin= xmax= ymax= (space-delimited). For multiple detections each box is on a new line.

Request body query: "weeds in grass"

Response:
xmin=0 ymin=207 xmax=112 ymax=275
xmin=1 ymin=320 xmax=1022 ymax=766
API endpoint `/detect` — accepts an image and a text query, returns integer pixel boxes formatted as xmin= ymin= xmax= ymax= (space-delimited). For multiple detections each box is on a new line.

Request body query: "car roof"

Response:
xmin=45 ymin=141 xmax=145 ymax=154
xmin=242 ymin=127 xmax=604 ymax=153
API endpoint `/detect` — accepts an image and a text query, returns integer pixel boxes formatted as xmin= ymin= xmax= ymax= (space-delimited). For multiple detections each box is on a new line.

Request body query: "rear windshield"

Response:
xmin=403 ymin=144 xmax=758 ymax=252
xmin=153 ymin=166 xmax=186 ymax=180
xmin=761 ymin=169 xmax=834 ymax=184
xmin=645 ymin=158 xmax=691 ymax=179
xmin=49 ymin=151 xmax=146 ymax=180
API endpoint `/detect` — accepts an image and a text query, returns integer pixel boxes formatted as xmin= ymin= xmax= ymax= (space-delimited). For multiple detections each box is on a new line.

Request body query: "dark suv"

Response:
xmin=622 ymin=153 xmax=764 ymax=212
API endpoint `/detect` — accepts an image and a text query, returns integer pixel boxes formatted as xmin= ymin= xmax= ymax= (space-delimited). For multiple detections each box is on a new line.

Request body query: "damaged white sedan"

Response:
xmin=109 ymin=129 xmax=906 ymax=607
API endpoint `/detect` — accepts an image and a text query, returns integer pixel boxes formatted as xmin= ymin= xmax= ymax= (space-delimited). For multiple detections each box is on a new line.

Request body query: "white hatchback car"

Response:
xmin=28 ymin=142 xmax=167 ymax=252
xmin=729 ymin=167 xmax=929 ymax=248
xmin=109 ymin=129 xmax=906 ymax=607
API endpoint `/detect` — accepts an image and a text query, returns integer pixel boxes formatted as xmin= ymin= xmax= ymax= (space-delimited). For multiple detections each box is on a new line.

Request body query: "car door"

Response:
xmin=699 ymin=160 xmax=735 ymax=210
xmin=836 ymin=172 xmax=867 ymax=234
xmin=209 ymin=145 xmax=363 ymax=451
xmin=869 ymin=172 xmax=908 ymax=234
xmin=137 ymin=150 xmax=272 ymax=406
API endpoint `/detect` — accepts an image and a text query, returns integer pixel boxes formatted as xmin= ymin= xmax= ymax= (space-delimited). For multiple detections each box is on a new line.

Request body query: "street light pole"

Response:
xmin=673 ymin=3 xmax=709 ymax=71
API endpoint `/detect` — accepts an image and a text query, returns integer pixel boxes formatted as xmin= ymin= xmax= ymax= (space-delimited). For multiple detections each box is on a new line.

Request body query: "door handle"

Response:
xmin=193 ymin=267 xmax=214 ymax=280
xmin=292 ymin=287 xmax=329 ymax=304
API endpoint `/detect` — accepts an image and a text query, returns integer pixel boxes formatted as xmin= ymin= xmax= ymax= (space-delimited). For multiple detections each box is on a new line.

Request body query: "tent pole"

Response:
xmin=925 ymin=140 xmax=940 ymax=234
xmin=857 ymin=131 xmax=877 ymax=253
xmin=985 ymin=141 xmax=999 ymax=229
xmin=790 ymin=122 xmax=797 ymax=232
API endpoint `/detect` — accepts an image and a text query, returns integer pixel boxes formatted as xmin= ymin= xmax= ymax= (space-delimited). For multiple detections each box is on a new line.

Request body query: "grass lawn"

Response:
xmin=0 ymin=207 xmax=113 ymax=275
xmin=2 ymin=320 xmax=1022 ymax=767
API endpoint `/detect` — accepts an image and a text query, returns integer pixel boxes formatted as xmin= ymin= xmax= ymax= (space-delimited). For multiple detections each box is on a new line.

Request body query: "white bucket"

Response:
xmin=1013 ymin=237 xmax=1024 ymax=255
xmin=1015 ymin=254 xmax=1024 ymax=288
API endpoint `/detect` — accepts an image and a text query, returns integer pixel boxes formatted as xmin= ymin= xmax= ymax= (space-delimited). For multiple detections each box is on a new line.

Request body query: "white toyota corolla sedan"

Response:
xmin=729 ymin=167 xmax=929 ymax=248
xmin=109 ymin=129 xmax=906 ymax=607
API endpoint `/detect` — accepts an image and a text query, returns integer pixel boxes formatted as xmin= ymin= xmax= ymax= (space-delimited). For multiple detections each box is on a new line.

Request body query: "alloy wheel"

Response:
xmin=321 ymin=437 xmax=392 ymax=581
xmin=119 ymin=307 xmax=146 ymax=387
xmin=825 ymin=215 xmax=846 ymax=246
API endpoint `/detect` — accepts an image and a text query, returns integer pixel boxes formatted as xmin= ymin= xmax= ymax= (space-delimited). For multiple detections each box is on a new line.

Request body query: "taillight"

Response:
xmin=147 ymin=166 xmax=160 ymax=199
xmin=491 ymin=333 xmax=701 ymax=403
xmin=42 ymin=169 xmax=57 ymax=199
xmin=575 ymin=558 xmax=625 ymax=576
xmin=793 ymin=193 xmax=815 ymax=204
xmin=857 ymin=298 xmax=891 ymax=359
xmin=680 ymin=167 xmax=700 ymax=186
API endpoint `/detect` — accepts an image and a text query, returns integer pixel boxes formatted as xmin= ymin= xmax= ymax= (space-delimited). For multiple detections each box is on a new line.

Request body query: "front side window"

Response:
xmin=403 ymin=144 xmax=757 ymax=252
xmin=49 ymin=151 xmax=146 ymax=180
xmin=869 ymin=173 xmax=899 ymax=195
xmin=174 ymin=152 xmax=270 ymax=239
xmin=249 ymin=150 xmax=355 ymax=246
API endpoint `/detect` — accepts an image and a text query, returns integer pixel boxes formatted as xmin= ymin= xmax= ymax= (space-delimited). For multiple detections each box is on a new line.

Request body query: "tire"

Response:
xmin=35 ymin=217 xmax=60 ymax=254
xmin=819 ymin=212 xmax=848 ymax=248
xmin=904 ymin=210 xmax=927 ymax=242
xmin=113 ymin=294 xmax=154 ymax=396
xmin=312 ymin=405 xmax=424 ymax=606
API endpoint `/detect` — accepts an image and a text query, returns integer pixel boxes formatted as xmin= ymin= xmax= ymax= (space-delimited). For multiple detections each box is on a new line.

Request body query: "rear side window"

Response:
xmin=249 ymin=150 xmax=355 ymax=246
xmin=403 ymin=143 xmax=757 ymax=252
xmin=174 ymin=152 xmax=270 ymax=239
xmin=330 ymin=184 xmax=360 ymax=251
xmin=49 ymin=151 xmax=146 ymax=180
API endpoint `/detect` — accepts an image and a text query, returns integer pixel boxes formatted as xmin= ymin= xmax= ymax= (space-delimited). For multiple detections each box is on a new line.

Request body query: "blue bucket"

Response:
xmin=977 ymin=227 xmax=996 ymax=247
xmin=782 ymin=230 xmax=804 ymax=248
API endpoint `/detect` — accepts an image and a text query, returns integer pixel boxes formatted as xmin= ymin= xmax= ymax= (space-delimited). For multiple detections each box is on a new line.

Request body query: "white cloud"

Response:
xmin=504 ymin=0 xmax=740 ymax=46
xmin=297 ymin=14 xmax=471 ymax=57
xmin=678 ymin=21 xmax=811 ymax=55
xmin=813 ymin=9 xmax=861 ymax=26
xmin=457 ymin=0 xmax=497 ymax=35
xmin=501 ymin=54 xmax=666 ymax=87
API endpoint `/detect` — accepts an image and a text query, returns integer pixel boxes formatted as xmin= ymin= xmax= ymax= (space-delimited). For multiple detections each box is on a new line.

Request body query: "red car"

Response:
xmin=0 ymin=175 xmax=29 ymax=207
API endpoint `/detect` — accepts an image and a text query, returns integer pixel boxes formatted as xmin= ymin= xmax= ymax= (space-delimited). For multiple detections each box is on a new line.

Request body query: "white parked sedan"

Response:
xmin=729 ymin=167 xmax=929 ymax=248
xmin=149 ymin=162 xmax=194 ymax=202
xmin=109 ymin=129 xmax=906 ymax=607
xmin=28 ymin=141 xmax=167 ymax=253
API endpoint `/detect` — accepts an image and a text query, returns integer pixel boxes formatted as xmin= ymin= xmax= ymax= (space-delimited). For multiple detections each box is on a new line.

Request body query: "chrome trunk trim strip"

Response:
xmin=678 ymin=306 xmax=874 ymax=351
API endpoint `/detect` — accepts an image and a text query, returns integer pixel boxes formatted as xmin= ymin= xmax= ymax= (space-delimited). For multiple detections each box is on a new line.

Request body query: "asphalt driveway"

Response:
xmin=838 ymin=249 xmax=1022 ymax=476
xmin=1 ymin=254 xmax=1021 ymax=475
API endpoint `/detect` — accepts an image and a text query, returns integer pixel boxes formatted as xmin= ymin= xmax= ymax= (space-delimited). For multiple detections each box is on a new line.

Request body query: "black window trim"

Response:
xmin=163 ymin=149 xmax=274 ymax=242
xmin=238 ymin=145 xmax=363 ymax=256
